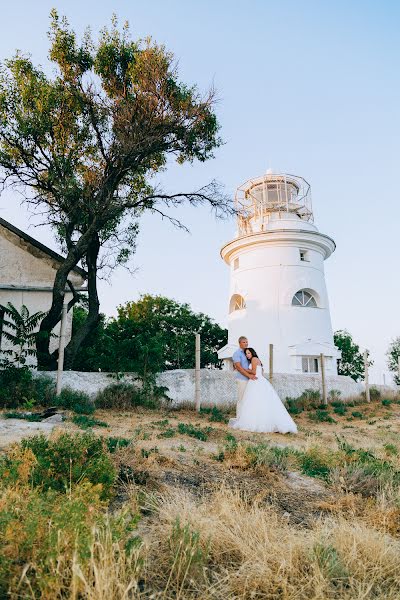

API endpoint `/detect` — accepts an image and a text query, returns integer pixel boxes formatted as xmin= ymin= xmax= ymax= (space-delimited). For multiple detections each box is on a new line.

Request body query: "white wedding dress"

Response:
xmin=230 ymin=366 xmax=297 ymax=434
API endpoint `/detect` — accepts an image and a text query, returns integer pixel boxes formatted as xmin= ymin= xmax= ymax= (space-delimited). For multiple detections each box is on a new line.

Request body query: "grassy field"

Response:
xmin=1 ymin=397 xmax=400 ymax=599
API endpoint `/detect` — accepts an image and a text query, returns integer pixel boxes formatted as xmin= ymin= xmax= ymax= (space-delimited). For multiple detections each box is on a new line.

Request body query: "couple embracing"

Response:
xmin=230 ymin=336 xmax=297 ymax=434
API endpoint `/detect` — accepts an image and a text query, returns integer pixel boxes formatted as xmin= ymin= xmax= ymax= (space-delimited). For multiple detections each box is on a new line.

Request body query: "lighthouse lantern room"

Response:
xmin=218 ymin=172 xmax=340 ymax=375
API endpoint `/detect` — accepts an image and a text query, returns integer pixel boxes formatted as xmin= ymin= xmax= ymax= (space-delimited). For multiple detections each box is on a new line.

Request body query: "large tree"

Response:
xmin=72 ymin=294 xmax=227 ymax=373
xmin=334 ymin=329 xmax=370 ymax=382
xmin=386 ymin=337 xmax=400 ymax=385
xmin=0 ymin=12 xmax=230 ymax=369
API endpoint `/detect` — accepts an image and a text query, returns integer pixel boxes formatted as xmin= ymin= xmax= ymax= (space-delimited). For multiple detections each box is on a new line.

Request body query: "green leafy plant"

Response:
xmin=0 ymin=302 xmax=45 ymax=368
xmin=309 ymin=409 xmax=336 ymax=423
xmin=0 ymin=432 xmax=117 ymax=499
xmin=71 ymin=415 xmax=108 ymax=429
xmin=177 ymin=423 xmax=212 ymax=442
xmin=55 ymin=387 xmax=94 ymax=414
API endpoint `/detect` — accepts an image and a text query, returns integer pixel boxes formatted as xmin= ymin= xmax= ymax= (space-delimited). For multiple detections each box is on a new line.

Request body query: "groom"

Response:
xmin=232 ymin=336 xmax=257 ymax=417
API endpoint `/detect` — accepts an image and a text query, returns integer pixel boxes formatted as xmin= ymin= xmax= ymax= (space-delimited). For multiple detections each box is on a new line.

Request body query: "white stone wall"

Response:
xmin=35 ymin=369 xmax=394 ymax=406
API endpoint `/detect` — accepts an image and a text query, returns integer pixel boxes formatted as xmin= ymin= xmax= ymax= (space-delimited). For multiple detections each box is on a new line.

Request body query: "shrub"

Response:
xmin=297 ymin=447 xmax=335 ymax=481
xmin=71 ymin=415 xmax=108 ymax=429
xmin=0 ymin=483 xmax=140 ymax=598
xmin=285 ymin=397 xmax=303 ymax=415
xmin=4 ymin=411 xmax=43 ymax=422
xmin=382 ymin=398 xmax=392 ymax=407
xmin=106 ymin=436 xmax=132 ymax=453
xmin=0 ymin=432 xmax=117 ymax=499
xmin=309 ymin=409 xmax=336 ymax=423
xmin=0 ymin=367 xmax=55 ymax=408
xmin=333 ymin=404 xmax=347 ymax=416
xmin=200 ymin=406 xmax=229 ymax=423
xmin=177 ymin=423 xmax=212 ymax=441
xmin=351 ymin=411 xmax=363 ymax=419
xmin=95 ymin=382 xmax=164 ymax=410
xmin=55 ymin=387 xmax=94 ymax=414
xmin=246 ymin=443 xmax=290 ymax=473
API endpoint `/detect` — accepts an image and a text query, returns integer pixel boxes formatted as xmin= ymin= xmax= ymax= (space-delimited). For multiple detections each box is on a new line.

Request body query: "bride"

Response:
xmin=230 ymin=347 xmax=297 ymax=434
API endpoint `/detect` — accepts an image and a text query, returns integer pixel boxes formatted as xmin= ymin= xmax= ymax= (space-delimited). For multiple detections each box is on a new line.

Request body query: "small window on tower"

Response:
xmin=234 ymin=257 xmax=239 ymax=270
xmin=299 ymin=250 xmax=309 ymax=262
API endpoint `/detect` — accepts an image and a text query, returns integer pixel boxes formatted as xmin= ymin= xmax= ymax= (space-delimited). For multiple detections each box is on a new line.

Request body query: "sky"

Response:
xmin=0 ymin=0 xmax=399 ymax=383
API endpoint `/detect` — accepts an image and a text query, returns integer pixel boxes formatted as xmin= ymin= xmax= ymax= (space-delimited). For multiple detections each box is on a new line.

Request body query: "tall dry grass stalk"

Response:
xmin=148 ymin=485 xmax=400 ymax=599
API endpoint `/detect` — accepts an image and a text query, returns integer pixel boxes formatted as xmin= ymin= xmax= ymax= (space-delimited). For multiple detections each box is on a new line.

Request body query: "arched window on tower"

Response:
xmin=229 ymin=294 xmax=246 ymax=313
xmin=292 ymin=290 xmax=318 ymax=307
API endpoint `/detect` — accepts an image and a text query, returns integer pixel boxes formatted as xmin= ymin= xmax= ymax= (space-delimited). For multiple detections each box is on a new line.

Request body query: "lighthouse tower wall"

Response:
xmin=220 ymin=209 xmax=340 ymax=375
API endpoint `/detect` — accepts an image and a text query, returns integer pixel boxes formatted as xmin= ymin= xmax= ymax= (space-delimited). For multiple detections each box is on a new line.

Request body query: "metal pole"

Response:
xmin=56 ymin=302 xmax=68 ymax=396
xmin=269 ymin=343 xmax=273 ymax=382
xmin=364 ymin=351 xmax=370 ymax=403
xmin=195 ymin=333 xmax=201 ymax=412
xmin=320 ymin=353 xmax=327 ymax=405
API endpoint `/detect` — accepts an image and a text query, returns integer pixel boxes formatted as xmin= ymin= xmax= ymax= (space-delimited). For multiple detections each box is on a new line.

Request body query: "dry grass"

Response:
xmin=1 ymin=399 xmax=400 ymax=598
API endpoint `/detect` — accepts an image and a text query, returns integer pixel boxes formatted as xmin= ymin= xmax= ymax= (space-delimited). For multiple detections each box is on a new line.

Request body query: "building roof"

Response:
xmin=0 ymin=217 xmax=87 ymax=279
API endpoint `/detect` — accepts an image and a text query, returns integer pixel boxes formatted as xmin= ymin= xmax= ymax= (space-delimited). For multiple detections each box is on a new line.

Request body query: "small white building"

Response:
xmin=0 ymin=217 xmax=86 ymax=358
xmin=218 ymin=172 xmax=340 ymax=375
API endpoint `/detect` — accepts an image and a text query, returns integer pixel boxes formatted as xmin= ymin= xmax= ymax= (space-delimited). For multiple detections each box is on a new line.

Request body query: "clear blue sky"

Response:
xmin=0 ymin=1 xmax=399 ymax=383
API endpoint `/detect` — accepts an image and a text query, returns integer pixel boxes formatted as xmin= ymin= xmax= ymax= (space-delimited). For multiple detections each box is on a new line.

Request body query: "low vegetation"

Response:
xmin=1 ymin=373 xmax=400 ymax=597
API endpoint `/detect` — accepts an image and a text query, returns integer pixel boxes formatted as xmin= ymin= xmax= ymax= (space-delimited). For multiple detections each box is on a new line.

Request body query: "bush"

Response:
xmin=0 ymin=432 xmax=117 ymax=499
xmin=177 ymin=423 xmax=212 ymax=441
xmin=297 ymin=448 xmax=334 ymax=481
xmin=309 ymin=409 xmax=336 ymax=423
xmin=71 ymin=415 xmax=108 ymax=429
xmin=246 ymin=443 xmax=290 ymax=473
xmin=55 ymin=386 xmax=94 ymax=414
xmin=333 ymin=404 xmax=347 ymax=416
xmin=200 ymin=406 xmax=229 ymax=423
xmin=95 ymin=382 xmax=164 ymax=410
xmin=0 ymin=367 xmax=55 ymax=408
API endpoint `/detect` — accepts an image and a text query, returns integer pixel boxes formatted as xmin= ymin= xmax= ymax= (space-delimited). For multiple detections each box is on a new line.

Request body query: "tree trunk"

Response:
xmin=63 ymin=234 xmax=101 ymax=370
xmin=36 ymin=226 xmax=96 ymax=369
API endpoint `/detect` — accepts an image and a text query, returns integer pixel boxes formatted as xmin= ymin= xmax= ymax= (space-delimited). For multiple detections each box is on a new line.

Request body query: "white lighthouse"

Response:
xmin=218 ymin=171 xmax=340 ymax=375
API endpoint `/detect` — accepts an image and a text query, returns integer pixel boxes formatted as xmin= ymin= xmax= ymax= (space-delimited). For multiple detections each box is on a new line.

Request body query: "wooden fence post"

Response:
xmin=320 ymin=353 xmax=327 ymax=405
xmin=56 ymin=301 xmax=68 ymax=396
xmin=195 ymin=333 xmax=201 ymax=412
xmin=364 ymin=350 xmax=370 ymax=403
xmin=269 ymin=343 xmax=273 ymax=382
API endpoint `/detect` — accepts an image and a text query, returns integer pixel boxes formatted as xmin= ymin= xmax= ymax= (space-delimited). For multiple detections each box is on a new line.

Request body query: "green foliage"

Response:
xmin=333 ymin=404 xmax=347 ymax=416
xmin=312 ymin=543 xmax=348 ymax=581
xmin=55 ymin=386 xmax=94 ymax=414
xmin=382 ymin=398 xmax=392 ymax=406
xmin=297 ymin=448 xmax=333 ymax=481
xmin=72 ymin=295 xmax=228 ymax=372
xmin=71 ymin=414 xmax=108 ymax=429
xmin=246 ymin=443 xmax=290 ymax=473
xmin=158 ymin=428 xmax=177 ymax=439
xmin=0 ymin=366 xmax=55 ymax=408
xmin=106 ymin=436 xmax=132 ymax=453
xmin=6 ymin=433 xmax=117 ymax=499
xmin=309 ymin=409 xmax=336 ymax=423
xmin=386 ymin=337 xmax=400 ymax=385
xmin=351 ymin=411 xmax=363 ymax=419
xmin=200 ymin=406 xmax=229 ymax=423
xmin=4 ymin=411 xmax=43 ymax=422
xmin=95 ymin=381 xmax=165 ymax=410
xmin=0 ymin=302 xmax=45 ymax=368
xmin=0 ymin=13 xmax=226 ymax=369
xmin=334 ymin=330 xmax=371 ymax=381
xmin=167 ymin=519 xmax=209 ymax=592
xmin=177 ymin=422 xmax=212 ymax=441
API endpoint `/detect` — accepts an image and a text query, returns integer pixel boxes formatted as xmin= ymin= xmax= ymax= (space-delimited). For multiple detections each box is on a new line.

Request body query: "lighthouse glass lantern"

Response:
xmin=218 ymin=172 xmax=340 ymax=374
